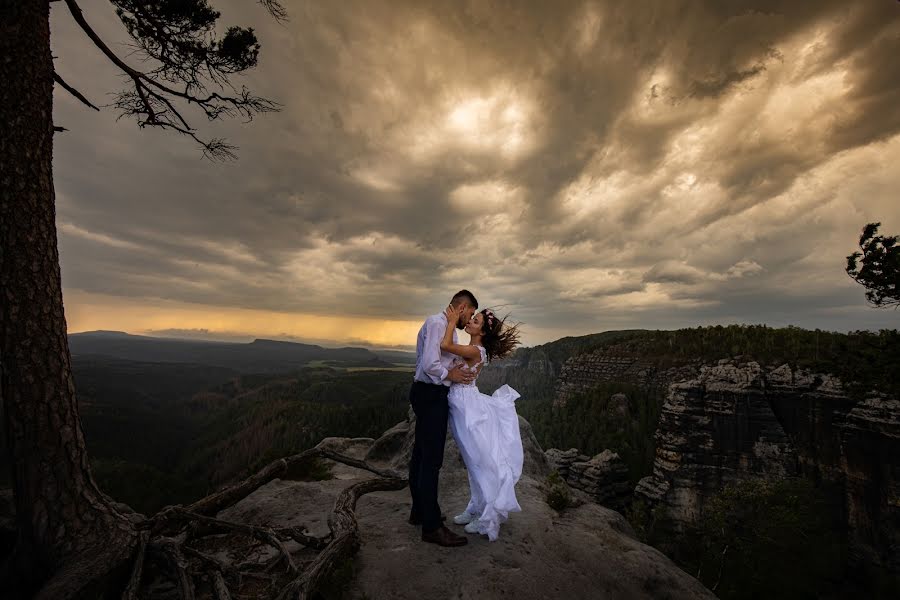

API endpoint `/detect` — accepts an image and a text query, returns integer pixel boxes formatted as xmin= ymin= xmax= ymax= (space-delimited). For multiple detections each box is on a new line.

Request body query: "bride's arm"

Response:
xmin=440 ymin=305 xmax=481 ymax=361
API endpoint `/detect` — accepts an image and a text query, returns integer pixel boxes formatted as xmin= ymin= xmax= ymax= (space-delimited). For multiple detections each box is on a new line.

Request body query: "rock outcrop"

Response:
xmin=546 ymin=448 xmax=632 ymax=511
xmin=839 ymin=393 xmax=900 ymax=572
xmin=218 ymin=414 xmax=715 ymax=599
xmin=545 ymin=448 xmax=589 ymax=481
xmin=635 ymin=358 xmax=900 ymax=575
xmin=553 ymin=350 xmax=700 ymax=407
xmin=634 ymin=359 xmax=797 ymax=529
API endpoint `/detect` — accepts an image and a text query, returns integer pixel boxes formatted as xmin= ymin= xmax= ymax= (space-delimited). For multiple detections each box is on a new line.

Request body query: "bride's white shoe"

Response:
xmin=453 ymin=511 xmax=476 ymax=525
xmin=464 ymin=519 xmax=480 ymax=534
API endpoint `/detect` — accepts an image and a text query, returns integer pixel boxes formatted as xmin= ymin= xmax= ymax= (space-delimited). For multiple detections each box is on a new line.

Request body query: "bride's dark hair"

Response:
xmin=477 ymin=309 xmax=521 ymax=361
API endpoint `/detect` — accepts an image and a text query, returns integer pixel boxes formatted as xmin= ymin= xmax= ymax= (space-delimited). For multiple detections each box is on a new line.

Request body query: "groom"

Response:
xmin=408 ymin=289 xmax=479 ymax=547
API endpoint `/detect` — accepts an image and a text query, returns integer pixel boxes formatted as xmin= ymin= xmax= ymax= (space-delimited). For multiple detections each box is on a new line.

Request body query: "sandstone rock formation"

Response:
xmin=634 ymin=359 xmax=797 ymax=529
xmin=839 ymin=393 xmax=900 ymax=572
xmin=545 ymin=448 xmax=589 ymax=481
xmin=553 ymin=350 xmax=700 ymax=407
xmin=217 ymin=415 xmax=715 ymax=599
xmin=546 ymin=448 xmax=632 ymax=512
xmin=634 ymin=358 xmax=900 ymax=575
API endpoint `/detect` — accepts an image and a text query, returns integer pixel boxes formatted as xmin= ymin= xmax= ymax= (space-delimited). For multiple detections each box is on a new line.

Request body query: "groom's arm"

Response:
xmin=422 ymin=318 xmax=473 ymax=384
xmin=421 ymin=317 xmax=450 ymax=383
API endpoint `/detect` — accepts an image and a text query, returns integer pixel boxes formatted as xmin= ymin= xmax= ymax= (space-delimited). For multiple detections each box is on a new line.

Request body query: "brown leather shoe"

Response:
xmin=422 ymin=525 xmax=468 ymax=547
xmin=408 ymin=512 xmax=447 ymax=526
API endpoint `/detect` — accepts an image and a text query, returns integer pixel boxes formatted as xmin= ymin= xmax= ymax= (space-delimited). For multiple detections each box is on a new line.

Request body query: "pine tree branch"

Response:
xmin=64 ymin=0 xmax=278 ymax=113
xmin=61 ymin=0 xmax=278 ymax=159
xmin=52 ymin=71 xmax=99 ymax=111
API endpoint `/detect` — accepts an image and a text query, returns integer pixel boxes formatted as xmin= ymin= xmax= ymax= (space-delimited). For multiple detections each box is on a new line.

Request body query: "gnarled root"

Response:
xmin=124 ymin=445 xmax=408 ymax=599
xmin=276 ymin=476 xmax=407 ymax=600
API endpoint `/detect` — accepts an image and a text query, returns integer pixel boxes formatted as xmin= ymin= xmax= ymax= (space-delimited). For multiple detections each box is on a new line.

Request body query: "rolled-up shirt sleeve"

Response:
xmin=422 ymin=318 xmax=449 ymax=383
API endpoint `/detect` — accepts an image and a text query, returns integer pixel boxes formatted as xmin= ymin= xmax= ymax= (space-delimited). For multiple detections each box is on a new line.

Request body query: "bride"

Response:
xmin=440 ymin=304 xmax=524 ymax=541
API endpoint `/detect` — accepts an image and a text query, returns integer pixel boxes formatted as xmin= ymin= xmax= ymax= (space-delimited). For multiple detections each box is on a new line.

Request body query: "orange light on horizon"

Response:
xmin=63 ymin=289 xmax=423 ymax=347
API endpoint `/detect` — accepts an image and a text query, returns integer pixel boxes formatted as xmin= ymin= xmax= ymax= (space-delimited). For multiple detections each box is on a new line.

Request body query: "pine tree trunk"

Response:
xmin=0 ymin=1 xmax=136 ymax=597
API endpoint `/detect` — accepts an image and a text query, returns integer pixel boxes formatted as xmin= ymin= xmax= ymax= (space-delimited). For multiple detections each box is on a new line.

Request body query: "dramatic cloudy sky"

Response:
xmin=50 ymin=1 xmax=900 ymax=347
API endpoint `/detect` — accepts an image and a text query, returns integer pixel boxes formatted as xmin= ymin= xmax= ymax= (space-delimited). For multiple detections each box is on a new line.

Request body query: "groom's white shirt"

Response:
xmin=414 ymin=312 xmax=458 ymax=386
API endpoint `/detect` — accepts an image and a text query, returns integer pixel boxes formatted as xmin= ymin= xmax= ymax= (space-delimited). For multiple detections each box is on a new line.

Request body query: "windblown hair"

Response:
xmin=477 ymin=309 xmax=521 ymax=362
xmin=451 ymin=289 xmax=478 ymax=309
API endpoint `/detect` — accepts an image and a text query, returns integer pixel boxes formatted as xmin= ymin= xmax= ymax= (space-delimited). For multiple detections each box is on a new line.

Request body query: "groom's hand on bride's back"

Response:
xmin=447 ymin=364 xmax=475 ymax=384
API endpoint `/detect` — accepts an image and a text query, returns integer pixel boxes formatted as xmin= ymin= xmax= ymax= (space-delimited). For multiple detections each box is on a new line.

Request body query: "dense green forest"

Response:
xmin=0 ymin=358 xmax=413 ymax=515
xmin=98 ymin=366 xmax=411 ymax=514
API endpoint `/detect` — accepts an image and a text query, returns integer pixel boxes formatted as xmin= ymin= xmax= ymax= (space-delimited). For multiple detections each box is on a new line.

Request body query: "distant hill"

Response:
xmin=68 ymin=330 xmax=405 ymax=373
xmin=368 ymin=349 xmax=417 ymax=365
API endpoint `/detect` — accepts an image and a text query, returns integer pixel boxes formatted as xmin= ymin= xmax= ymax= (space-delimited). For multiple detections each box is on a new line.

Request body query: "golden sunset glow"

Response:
xmin=64 ymin=291 xmax=422 ymax=347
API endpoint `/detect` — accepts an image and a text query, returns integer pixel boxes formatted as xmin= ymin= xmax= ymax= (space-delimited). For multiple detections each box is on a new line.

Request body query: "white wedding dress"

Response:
xmin=448 ymin=345 xmax=523 ymax=541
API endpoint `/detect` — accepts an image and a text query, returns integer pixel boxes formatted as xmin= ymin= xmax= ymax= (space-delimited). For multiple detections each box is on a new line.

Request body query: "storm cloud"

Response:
xmin=50 ymin=0 xmax=900 ymax=345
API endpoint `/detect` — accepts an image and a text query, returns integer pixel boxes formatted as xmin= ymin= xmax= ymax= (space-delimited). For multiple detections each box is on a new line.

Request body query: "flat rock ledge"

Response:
xmin=218 ymin=416 xmax=714 ymax=600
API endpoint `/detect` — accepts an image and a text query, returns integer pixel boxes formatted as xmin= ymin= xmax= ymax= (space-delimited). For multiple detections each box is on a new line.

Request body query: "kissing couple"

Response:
xmin=408 ymin=290 xmax=524 ymax=547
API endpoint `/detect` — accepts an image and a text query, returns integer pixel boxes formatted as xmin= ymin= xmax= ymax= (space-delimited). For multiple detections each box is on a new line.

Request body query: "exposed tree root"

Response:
xmin=4 ymin=443 xmax=400 ymax=599
xmin=159 ymin=508 xmax=298 ymax=574
xmin=117 ymin=442 xmax=409 ymax=599
xmin=275 ymin=476 xmax=407 ymax=600
xmin=210 ymin=569 xmax=232 ymax=600
xmin=276 ymin=525 xmax=330 ymax=551
xmin=123 ymin=530 xmax=150 ymax=600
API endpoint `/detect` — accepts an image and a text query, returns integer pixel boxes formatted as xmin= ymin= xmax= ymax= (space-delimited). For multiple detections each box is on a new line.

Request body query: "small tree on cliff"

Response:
xmin=846 ymin=222 xmax=900 ymax=309
xmin=0 ymin=1 xmax=307 ymax=597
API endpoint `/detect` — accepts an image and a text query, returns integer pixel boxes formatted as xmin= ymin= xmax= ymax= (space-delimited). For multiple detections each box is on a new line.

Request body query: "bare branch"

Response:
xmin=53 ymin=71 xmax=100 ymax=110
xmin=53 ymin=126 xmax=68 ymax=133
xmin=258 ymin=0 xmax=288 ymax=24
